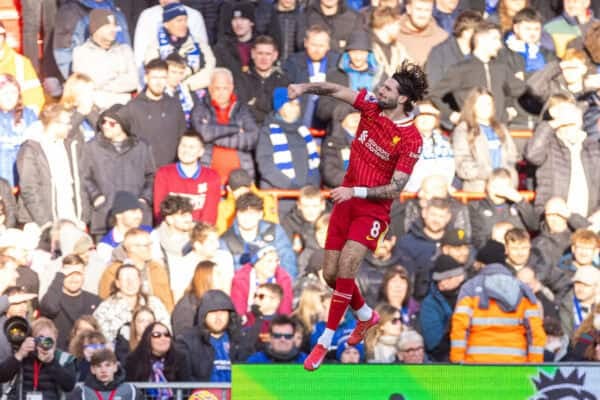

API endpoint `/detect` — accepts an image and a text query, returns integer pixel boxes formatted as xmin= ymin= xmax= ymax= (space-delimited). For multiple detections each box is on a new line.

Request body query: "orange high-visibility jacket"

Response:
xmin=450 ymin=263 xmax=546 ymax=363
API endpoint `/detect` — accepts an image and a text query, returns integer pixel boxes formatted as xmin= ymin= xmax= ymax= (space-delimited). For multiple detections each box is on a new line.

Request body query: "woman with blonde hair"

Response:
xmin=452 ymin=87 xmax=518 ymax=191
xmin=365 ymin=303 xmax=404 ymax=363
xmin=171 ymin=260 xmax=216 ymax=335
xmin=292 ymin=283 xmax=328 ymax=352
xmin=60 ymin=72 xmax=100 ymax=142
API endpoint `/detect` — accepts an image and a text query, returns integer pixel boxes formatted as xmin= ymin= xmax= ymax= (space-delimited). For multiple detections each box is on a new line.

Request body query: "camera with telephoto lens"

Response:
xmin=3 ymin=316 xmax=31 ymax=351
xmin=34 ymin=336 xmax=54 ymax=351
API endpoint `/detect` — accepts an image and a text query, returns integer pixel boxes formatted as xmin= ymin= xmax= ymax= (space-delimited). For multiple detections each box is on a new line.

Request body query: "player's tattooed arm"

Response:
xmin=366 ymin=170 xmax=410 ymax=200
xmin=288 ymin=82 xmax=358 ymax=105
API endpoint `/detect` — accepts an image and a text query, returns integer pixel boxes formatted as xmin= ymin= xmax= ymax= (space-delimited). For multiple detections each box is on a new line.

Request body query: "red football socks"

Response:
xmin=326 ymin=278 xmax=355 ymax=330
xmin=350 ymin=280 xmax=365 ymax=311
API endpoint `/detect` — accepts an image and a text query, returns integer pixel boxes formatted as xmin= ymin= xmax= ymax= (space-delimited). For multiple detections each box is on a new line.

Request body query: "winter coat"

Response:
xmin=80 ymin=133 xmax=155 ymax=235
xmin=468 ymin=197 xmax=538 ymax=249
xmin=320 ymin=111 xmax=352 ymax=188
xmin=190 ymin=93 xmax=259 ymax=180
xmin=53 ymin=0 xmax=131 ymax=80
xmin=72 ymin=39 xmax=138 ymax=109
xmin=0 ymin=107 xmax=37 ymax=187
xmin=582 ymin=91 xmax=600 ymax=138
xmin=175 ymin=290 xmax=251 ymax=381
xmin=237 ymin=67 xmax=291 ymax=125
xmin=281 ymin=205 xmax=321 ymax=277
xmin=282 ymin=51 xmax=340 ymax=84
xmin=38 ymin=272 xmax=100 ymax=350
xmin=180 ymin=0 xmax=222 ymax=45
xmin=230 ymin=263 xmax=294 ymax=325
xmin=124 ymin=348 xmax=189 ymax=382
xmin=425 ymin=37 xmax=468 ymax=87
xmin=532 ymin=217 xmax=590 ymax=269
xmin=121 ymin=91 xmax=186 ymax=168
xmin=420 ymin=283 xmax=453 ymax=361
xmin=255 ymin=114 xmax=321 ymax=190
xmin=272 ymin=4 xmax=306 ymax=62
xmin=98 ymin=260 xmax=174 ymax=312
xmin=356 ymin=252 xmax=404 ymax=308
xmin=304 ymin=0 xmax=363 ymax=53
xmin=16 ymin=129 xmax=87 ymax=226
xmin=216 ymin=0 xmax=279 ymax=43
xmin=430 ymin=56 xmax=528 ymax=125
xmin=172 ymin=292 xmax=202 ymax=337
xmin=451 ymin=122 xmax=519 ymax=192
xmin=403 ymin=198 xmax=471 ymax=242
xmin=213 ymin=36 xmax=254 ymax=80
xmin=396 ymin=14 xmax=448 ymax=66
xmin=221 ymin=220 xmax=297 ymax=278
xmin=450 ymin=263 xmax=546 ymax=363
xmin=396 ymin=220 xmax=441 ymax=301
xmin=0 ymin=177 xmax=17 ymax=228
xmin=0 ymin=351 xmax=76 ymax=400
xmin=524 ymin=121 xmax=600 ymax=216
xmin=68 ymin=367 xmax=138 ymax=400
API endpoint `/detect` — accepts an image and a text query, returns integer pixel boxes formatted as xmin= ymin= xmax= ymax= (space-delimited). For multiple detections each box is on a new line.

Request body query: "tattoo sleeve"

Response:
xmin=366 ymin=171 xmax=410 ymax=200
xmin=303 ymin=82 xmax=338 ymax=96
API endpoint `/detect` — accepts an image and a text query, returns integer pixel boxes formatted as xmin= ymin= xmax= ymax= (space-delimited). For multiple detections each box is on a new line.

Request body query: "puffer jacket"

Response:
xmin=524 ymin=120 xmax=600 ymax=216
xmin=272 ymin=3 xmax=306 ymax=62
xmin=532 ymin=216 xmax=590 ymax=269
xmin=191 ymin=93 xmax=259 ymax=180
xmin=420 ymin=283 xmax=453 ymax=361
xmin=450 ymin=263 xmax=546 ymax=363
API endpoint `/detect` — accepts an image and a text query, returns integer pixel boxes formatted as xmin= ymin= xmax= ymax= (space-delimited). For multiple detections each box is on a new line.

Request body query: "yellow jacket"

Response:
xmin=216 ymin=185 xmax=279 ymax=234
xmin=0 ymin=44 xmax=44 ymax=114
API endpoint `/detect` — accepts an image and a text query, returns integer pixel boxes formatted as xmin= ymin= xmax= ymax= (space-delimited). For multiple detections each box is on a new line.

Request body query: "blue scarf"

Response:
xmin=480 ymin=124 xmax=502 ymax=169
xmin=269 ymin=123 xmax=319 ymax=180
xmin=302 ymin=57 xmax=328 ymax=127
xmin=485 ymin=0 xmax=499 ymax=15
xmin=505 ymin=33 xmax=546 ymax=72
xmin=175 ymin=84 xmax=195 ymax=127
xmin=158 ymin=27 xmax=203 ymax=72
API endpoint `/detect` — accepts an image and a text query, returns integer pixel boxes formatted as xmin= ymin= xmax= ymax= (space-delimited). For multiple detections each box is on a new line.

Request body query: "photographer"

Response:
xmin=0 ymin=285 xmax=37 ymax=362
xmin=0 ymin=318 xmax=76 ymax=400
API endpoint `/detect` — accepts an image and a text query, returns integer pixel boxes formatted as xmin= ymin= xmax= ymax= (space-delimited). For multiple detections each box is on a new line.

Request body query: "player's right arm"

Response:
xmin=288 ymin=82 xmax=358 ymax=105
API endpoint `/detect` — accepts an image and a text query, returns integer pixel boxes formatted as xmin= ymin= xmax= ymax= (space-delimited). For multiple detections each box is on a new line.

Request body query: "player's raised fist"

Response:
xmin=287 ymin=84 xmax=304 ymax=100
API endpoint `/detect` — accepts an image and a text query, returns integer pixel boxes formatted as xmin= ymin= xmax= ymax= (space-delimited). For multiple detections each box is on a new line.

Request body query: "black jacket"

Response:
xmin=0 ymin=352 xmax=76 ymax=400
xmin=237 ymin=67 xmax=291 ymax=125
xmin=304 ymin=0 xmax=362 ymax=53
xmin=67 ymin=367 xmax=139 ymax=400
xmin=357 ymin=252 xmax=403 ymax=308
xmin=175 ymin=290 xmax=251 ymax=381
xmin=38 ymin=272 xmax=100 ymax=350
xmin=182 ymin=0 xmax=224 ymax=45
xmin=191 ymin=94 xmax=259 ymax=180
xmin=430 ymin=55 xmax=528 ymax=126
xmin=272 ymin=4 xmax=306 ymax=62
xmin=121 ymin=91 xmax=186 ymax=168
xmin=172 ymin=292 xmax=202 ymax=337
xmin=213 ymin=36 xmax=254 ymax=81
xmin=424 ymin=36 xmax=467 ymax=87
xmin=532 ymin=217 xmax=590 ymax=269
xmin=282 ymin=50 xmax=339 ymax=84
xmin=468 ymin=197 xmax=538 ymax=249
xmin=80 ymin=132 xmax=155 ymax=235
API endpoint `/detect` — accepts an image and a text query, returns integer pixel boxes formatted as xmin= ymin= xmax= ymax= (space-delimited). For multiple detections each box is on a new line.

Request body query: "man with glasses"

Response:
xmin=247 ymin=315 xmax=307 ymax=363
xmin=396 ymin=330 xmax=426 ymax=364
xmin=244 ymin=283 xmax=284 ymax=350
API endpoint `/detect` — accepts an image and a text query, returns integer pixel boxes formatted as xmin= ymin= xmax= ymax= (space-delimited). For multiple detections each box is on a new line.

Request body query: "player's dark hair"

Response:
xmin=391 ymin=61 xmax=428 ymax=113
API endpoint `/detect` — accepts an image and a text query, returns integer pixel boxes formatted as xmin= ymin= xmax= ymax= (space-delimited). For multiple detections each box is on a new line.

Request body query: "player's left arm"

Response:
xmin=329 ymin=170 xmax=411 ymax=202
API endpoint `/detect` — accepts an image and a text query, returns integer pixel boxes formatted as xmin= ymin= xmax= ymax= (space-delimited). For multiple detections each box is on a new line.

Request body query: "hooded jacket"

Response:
xmin=80 ymin=105 xmax=155 ymax=235
xmin=68 ymin=367 xmax=138 ymax=400
xmin=420 ymin=283 xmax=454 ymax=361
xmin=175 ymin=290 xmax=251 ymax=381
xmin=450 ymin=263 xmax=546 ymax=363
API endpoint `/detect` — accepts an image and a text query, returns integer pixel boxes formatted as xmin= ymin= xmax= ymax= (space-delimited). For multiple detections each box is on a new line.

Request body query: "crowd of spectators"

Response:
xmin=0 ymin=0 xmax=600 ymax=394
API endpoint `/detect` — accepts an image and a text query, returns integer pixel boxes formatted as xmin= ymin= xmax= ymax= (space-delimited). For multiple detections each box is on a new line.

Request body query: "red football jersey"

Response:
xmin=342 ymin=89 xmax=423 ymax=188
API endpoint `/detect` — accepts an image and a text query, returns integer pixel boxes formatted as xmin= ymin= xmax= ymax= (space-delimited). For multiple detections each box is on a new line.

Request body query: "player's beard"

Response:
xmin=378 ymin=98 xmax=398 ymax=110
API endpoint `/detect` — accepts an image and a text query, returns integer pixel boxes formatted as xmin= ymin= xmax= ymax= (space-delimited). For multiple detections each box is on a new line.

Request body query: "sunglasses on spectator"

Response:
xmin=401 ymin=346 xmax=424 ymax=353
xmin=101 ymin=119 xmax=119 ymax=128
xmin=271 ymin=333 xmax=294 ymax=340
xmin=151 ymin=331 xmax=171 ymax=339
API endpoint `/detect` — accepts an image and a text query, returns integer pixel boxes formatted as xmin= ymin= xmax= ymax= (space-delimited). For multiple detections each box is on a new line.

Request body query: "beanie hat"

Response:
xmin=163 ymin=3 xmax=187 ymax=23
xmin=475 ymin=240 xmax=505 ymax=265
xmin=273 ymin=87 xmax=290 ymax=112
xmin=336 ymin=336 xmax=365 ymax=362
xmin=232 ymin=2 xmax=255 ymax=23
xmin=111 ymin=191 xmax=141 ymax=215
xmin=345 ymin=30 xmax=371 ymax=51
xmin=432 ymin=255 xmax=464 ymax=281
xmin=89 ymin=9 xmax=115 ymax=36
xmin=441 ymin=228 xmax=469 ymax=247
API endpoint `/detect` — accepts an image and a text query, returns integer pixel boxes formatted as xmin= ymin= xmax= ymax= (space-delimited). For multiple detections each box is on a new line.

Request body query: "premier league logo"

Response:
xmin=530 ymin=369 xmax=597 ymax=400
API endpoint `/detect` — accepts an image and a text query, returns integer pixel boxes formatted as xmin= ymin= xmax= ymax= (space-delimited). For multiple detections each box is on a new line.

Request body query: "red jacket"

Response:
xmin=230 ymin=263 xmax=293 ymax=326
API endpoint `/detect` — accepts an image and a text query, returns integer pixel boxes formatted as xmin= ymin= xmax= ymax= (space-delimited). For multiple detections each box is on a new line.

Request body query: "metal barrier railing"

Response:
xmin=131 ymin=382 xmax=231 ymax=400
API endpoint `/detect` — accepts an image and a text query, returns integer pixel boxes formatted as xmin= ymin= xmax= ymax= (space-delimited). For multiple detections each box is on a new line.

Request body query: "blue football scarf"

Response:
xmin=158 ymin=27 xmax=203 ymax=72
xmin=269 ymin=123 xmax=319 ymax=179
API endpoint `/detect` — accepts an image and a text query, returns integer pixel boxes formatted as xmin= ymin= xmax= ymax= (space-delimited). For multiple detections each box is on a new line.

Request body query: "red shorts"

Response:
xmin=325 ymin=198 xmax=390 ymax=252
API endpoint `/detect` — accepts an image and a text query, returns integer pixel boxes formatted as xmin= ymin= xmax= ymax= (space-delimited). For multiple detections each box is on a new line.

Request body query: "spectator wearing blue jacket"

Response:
xmin=247 ymin=315 xmax=307 ymax=363
xmin=419 ymin=255 xmax=465 ymax=362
